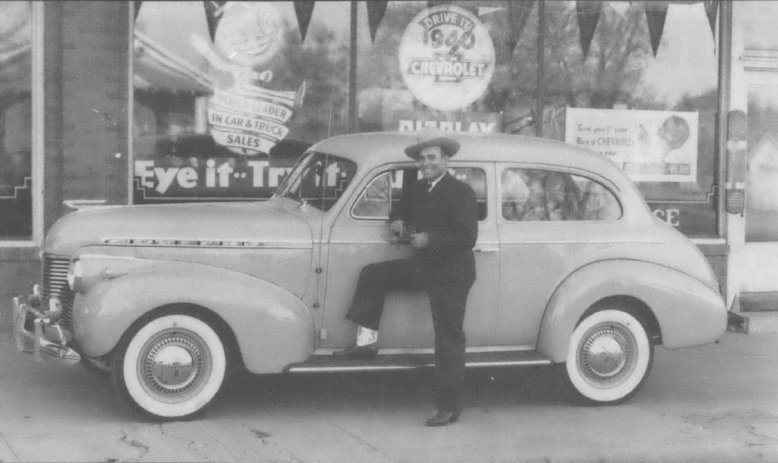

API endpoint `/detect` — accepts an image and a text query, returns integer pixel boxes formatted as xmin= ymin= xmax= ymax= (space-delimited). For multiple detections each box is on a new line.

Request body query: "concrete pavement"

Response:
xmin=0 ymin=330 xmax=777 ymax=462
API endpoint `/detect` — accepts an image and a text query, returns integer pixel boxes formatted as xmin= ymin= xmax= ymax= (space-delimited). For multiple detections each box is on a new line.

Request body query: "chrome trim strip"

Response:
xmin=102 ymin=238 xmax=311 ymax=249
xmin=289 ymin=365 xmax=423 ymax=373
xmin=465 ymin=360 xmax=552 ymax=368
xmin=314 ymin=345 xmax=534 ymax=355
xmin=287 ymin=359 xmax=552 ymax=374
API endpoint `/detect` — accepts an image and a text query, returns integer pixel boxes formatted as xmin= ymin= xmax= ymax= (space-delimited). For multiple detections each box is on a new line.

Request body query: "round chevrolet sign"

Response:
xmin=399 ymin=5 xmax=495 ymax=112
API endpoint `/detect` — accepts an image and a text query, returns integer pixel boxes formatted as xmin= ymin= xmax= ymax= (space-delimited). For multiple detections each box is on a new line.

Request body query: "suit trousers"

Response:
xmin=345 ymin=257 xmax=473 ymax=412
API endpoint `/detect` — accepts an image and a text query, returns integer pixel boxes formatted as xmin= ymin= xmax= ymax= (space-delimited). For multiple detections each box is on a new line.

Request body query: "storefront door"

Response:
xmin=735 ymin=67 xmax=778 ymax=294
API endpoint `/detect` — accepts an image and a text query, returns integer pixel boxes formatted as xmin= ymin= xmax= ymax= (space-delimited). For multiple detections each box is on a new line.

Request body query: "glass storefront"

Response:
xmin=132 ymin=1 xmax=721 ymax=236
xmin=0 ymin=1 xmax=31 ymax=240
xmin=742 ymin=1 xmax=778 ymax=243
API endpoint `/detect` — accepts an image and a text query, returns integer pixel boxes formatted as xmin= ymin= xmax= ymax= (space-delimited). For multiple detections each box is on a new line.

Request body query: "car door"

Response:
xmin=322 ymin=162 xmax=499 ymax=350
xmin=496 ymin=163 xmax=624 ymax=346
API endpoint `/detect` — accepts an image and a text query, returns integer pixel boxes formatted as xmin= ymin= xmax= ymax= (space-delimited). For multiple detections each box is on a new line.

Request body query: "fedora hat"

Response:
xmin=404 ymin=128 xmax=460 ymax=160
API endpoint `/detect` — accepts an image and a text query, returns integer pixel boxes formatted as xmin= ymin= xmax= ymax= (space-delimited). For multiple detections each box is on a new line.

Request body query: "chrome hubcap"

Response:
xmin=139 ymin=330 xmax=211 ymax=402
xmin=578 ymin=324 xmax=636 ymax=386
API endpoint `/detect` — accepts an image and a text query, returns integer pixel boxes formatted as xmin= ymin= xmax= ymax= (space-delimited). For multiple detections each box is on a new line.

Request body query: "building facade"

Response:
xmin=0 ymin=0 xmax=776 ymax=331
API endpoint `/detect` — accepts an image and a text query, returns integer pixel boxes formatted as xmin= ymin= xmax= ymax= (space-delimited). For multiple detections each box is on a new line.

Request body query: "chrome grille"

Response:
xmin=43 ymin=254 xmax=75 ymax=329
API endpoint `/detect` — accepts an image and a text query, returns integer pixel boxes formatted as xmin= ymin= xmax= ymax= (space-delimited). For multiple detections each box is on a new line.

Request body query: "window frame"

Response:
xmin=0 ymin=1 xmax=43 ymax=247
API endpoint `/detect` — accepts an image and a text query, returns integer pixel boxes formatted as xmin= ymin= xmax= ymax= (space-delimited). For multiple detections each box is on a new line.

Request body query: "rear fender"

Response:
xmin=75 ymin=260 xmax=313 ymax=373
xmin=537 ymin=260 xmax=726 ymax=363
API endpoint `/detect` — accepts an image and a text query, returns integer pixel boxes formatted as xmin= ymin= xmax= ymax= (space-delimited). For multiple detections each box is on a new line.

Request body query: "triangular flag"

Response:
xmin=428 ymin=1 xmax=451 ymax=8
xmin=134 ymin=1 xmax=143 ymax=20
xmin=203 ymin=1 xmax=227 ymax=41
xmin=507 ymin=1 xmax=534 ymax=56
xmin=705 ymin=0 xmax=718 ymax=37
xmin=367 ymin=1 xmax=388 ymax=43
xmin=644 ymin=2 xmax=668 ymax=57
xmin=576 ymin=1 xmax=601 ymax=59
xmin=294 ymin=1 xmax=316 ymax=43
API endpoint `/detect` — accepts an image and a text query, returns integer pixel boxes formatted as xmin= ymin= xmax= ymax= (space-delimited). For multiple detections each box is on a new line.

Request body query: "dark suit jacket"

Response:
xmin=390 ymin=172 xmax=478 ymax=285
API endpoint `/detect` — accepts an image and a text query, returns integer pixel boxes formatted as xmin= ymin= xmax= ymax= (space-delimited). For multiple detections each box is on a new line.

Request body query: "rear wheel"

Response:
xmin=563 ymin=309 xmax=653 ymax=405
xmin=111 ymin=313 xmax=227 ymax=421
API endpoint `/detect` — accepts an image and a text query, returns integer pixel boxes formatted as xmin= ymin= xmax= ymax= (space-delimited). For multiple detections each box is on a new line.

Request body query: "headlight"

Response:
xmin=67 ymin=259 xmax=82 ymax=292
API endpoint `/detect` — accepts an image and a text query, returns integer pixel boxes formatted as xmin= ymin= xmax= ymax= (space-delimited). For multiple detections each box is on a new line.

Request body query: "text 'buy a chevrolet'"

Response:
xmin=13 ymin=132 xmax=727 ymax=420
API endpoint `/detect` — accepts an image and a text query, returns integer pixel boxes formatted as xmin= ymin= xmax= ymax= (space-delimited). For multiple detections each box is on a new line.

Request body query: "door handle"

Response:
xmin=474 ymin=246 xmax=499 ymax=253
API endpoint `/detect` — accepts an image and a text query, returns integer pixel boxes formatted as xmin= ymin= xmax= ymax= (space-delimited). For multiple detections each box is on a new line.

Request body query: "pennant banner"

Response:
xmin=134 ymin=1 xmax=143 ymax=20
xmin=293 ymin=1 xmax=316 ymax=43
xmin=576 ymin=1 xmax=601 ymax=59
xmin=644 ymin=2 xmax=668 ymax=57
xmin=704 ymin=0 xmax=718 ymax=37
xmin=203 ymin=1 xmax=227 ymax=41
xmin=507 ymin=1 xmax=534 ymax=56
xmin=367 ymin=1 xmax=388 ymax=43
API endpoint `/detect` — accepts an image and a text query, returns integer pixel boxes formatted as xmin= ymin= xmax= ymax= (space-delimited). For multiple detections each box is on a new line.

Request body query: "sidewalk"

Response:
xmin=0 ymin=330 xmax=777 ymax=462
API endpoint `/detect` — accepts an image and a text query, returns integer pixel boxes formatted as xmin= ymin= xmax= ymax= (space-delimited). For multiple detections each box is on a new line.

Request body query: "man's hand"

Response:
xmin=410 ymin=232 xmax=429 ymax=249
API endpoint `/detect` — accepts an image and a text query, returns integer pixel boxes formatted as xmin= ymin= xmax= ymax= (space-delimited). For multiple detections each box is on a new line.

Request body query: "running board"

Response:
xmin=285 ymin=350 xmax=553 ymax=373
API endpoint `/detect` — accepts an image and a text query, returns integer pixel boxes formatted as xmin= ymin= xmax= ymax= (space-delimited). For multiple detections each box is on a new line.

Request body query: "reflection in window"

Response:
xmin=278 ymin=152 xmax=356 ymax=212
xmin=501 ymin=168 xmax=620 ymax=222
xmin=0 ymin=1 xmax=31 ymax=239
xmin=133 ymin=1 xmax=348 ymax=203
xmin=746 ymin=83 xmax=778 ymax=242
xmin=352 ymin=167 xmax=487 ymax=221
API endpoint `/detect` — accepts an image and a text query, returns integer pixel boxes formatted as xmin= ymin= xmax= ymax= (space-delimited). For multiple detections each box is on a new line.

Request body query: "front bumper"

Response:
xmin=13 ymin=291 xmax=81 ymax=366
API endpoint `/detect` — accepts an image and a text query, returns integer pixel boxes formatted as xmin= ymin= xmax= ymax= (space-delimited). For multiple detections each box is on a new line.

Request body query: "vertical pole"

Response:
xmin=348 ymin=1 xmax=358 ymax=133
xmin=717 ymin=1 xmax=732 ymax=239
xmin=535 ymin=0 xmax=545 ymax=138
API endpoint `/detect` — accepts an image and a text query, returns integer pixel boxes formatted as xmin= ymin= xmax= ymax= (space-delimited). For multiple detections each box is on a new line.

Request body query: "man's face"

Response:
xmin=418 ymin=145 xmax=449 ymax=181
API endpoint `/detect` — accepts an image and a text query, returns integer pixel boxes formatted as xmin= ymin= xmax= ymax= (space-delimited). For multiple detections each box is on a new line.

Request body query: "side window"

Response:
xmin=352 ymin=170 xmax=404 ymax=219
xmin=501 ymin=168 xmax=621 ymax=222
xmin=352 ymin=167 xmax=488 ymax=221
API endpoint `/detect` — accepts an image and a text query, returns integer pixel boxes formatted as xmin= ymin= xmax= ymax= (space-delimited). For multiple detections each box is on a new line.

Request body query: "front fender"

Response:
xmin=537 ymin=260 xmax=726 ymax=363
xmin=75 ymin=260 xmax=314 ymax=373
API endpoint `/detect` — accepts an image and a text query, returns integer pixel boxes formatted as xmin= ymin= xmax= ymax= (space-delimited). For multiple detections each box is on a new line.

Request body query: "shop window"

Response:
xmin=0 ymin=1 xmax=32 ymax=240
xmin=352 ymin=167 xmax=487 ymax=221
xmin=132 ymin=1 xmax=351 ymax=204
xmin=745 ymin=81 xmax=778 ymax=242
xmin=354 ymin=1 xmax=719 ymax=237
xmin=500 ymin=168 xmax=620 ymax=222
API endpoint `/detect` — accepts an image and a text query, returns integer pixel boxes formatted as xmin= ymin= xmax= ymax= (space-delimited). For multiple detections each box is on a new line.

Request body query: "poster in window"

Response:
xmin=565 ymin=108 xmax=699 ymax=183
xmin=398 ymin=5 xmax=495 ymax=112
xmin=189 ymin=2 xmax=305 ymax=156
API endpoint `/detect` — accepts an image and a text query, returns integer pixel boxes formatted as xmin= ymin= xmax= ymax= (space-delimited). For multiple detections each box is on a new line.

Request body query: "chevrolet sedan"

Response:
xmin=13 ymin=131 xmax=727 ymax=420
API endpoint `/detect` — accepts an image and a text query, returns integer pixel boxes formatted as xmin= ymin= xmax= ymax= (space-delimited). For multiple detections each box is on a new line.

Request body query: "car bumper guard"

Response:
xmin=12 ymin=289 xmax=81 ymax=366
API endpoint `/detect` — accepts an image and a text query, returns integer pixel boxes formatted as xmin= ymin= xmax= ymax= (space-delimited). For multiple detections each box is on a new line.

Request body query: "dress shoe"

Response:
xmin=333 ymin=343 xmax=378 ymax=360
xmin=425 ymin=410 xmax=461 ymax=427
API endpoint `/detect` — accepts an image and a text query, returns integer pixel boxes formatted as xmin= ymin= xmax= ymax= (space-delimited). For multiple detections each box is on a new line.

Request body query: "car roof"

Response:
xmin=309 ymin=131 xmax=628 ymax=181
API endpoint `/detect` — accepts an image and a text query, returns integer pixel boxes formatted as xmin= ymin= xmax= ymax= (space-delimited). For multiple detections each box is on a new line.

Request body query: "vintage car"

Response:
xmin=13 ymin=131 xmax=727 ymax=420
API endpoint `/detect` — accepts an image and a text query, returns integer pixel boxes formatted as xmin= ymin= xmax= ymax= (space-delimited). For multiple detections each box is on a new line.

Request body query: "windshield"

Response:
xmin=274 ymin=152 xmax=357 ymax=212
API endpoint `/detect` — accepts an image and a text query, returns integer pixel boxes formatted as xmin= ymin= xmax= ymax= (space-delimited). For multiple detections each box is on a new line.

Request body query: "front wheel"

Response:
xmin=563 ymin=309 xmax=653 ymax=405
xmin=111 ymin=313 xmax=228 ymax=421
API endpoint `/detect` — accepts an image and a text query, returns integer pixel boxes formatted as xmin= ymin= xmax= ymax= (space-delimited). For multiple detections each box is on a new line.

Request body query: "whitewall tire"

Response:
xmin=112 ymin=313 xmax=227 ymax=420
xmin=564 ymin=309 xmax=653 ymax=405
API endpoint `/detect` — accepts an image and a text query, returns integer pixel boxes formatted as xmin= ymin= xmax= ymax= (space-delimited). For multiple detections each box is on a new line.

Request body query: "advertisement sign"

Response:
xmin=565 ymin=108 xmax=699 ymax=183
xmin=385 ymin=110 xmax=502 ymax=133
xmin=134 ymin=157 xmax=298 ymax=202
xmin=398 ymin=5 xmax=495 ymax=111
xmin=190 ymin=2 xmax=304 ymax=156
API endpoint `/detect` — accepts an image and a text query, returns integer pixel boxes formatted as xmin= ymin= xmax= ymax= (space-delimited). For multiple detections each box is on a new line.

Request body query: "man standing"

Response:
xmin=333 ymin=130 xmax=478 ymax=427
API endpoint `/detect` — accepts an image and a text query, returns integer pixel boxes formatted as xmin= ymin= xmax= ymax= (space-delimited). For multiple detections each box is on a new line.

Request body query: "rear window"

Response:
xmin=500 ymin=168 xmax=621 ymax=222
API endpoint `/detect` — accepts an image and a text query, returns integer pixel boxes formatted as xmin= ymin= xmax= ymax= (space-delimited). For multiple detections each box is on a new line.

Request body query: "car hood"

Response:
xmin=45 ymin=202 xmax=313 ymax=255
